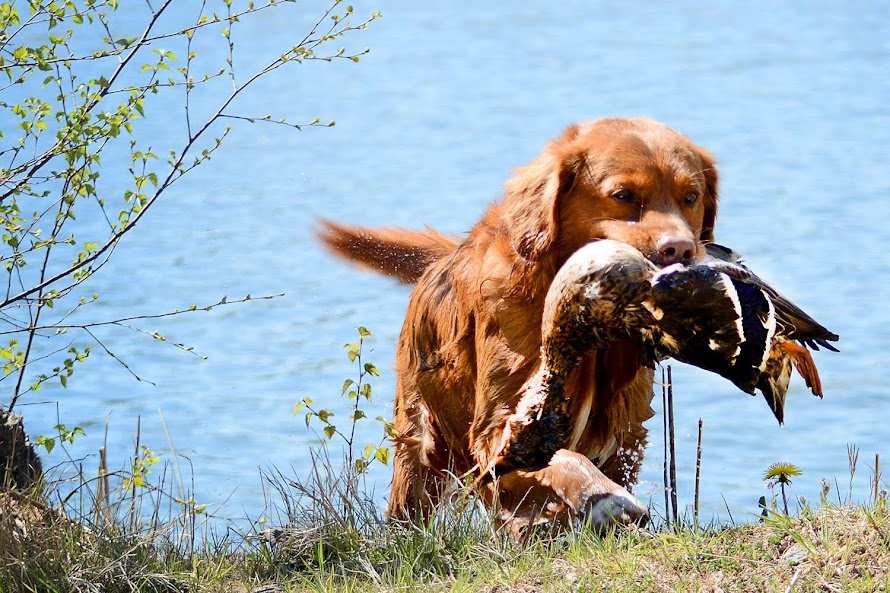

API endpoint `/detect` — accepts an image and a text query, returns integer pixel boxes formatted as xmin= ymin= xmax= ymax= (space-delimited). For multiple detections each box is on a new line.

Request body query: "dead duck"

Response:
xmin=492 ymin=239 xmax=838 ymax=474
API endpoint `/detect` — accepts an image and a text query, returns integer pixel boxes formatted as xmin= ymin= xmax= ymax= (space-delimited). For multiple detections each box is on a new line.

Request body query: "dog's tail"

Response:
xmin=317 ymin=219 xmax=461 ymax=284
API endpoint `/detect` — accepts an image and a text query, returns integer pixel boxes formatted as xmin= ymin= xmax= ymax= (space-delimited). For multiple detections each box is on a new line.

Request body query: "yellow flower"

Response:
xmin=764 ymin=462 xmax=802 ymax=484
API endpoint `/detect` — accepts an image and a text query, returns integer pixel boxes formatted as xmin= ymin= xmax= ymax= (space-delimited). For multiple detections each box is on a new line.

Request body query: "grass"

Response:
xmin=1 ymin=338 xmax=884 ymax=592
xmin=2 ymin=443 xmax=889 ymax=593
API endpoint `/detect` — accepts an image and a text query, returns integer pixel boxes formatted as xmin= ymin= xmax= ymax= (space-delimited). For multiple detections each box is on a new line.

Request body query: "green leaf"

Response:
xmin=357 ymin=326 xmax=372 ymax=337
xmin=37 ymin=436 xmax=55 ymax=454
xmin=375 ymin=447 xmax=390 ymax=465
xmin=323 ymin=425 xmax=336 ymax=439
xmin=383 ymin=421 xmax=398 ymax=438
xmin=341 ymin=379 xmax=354 ymax=395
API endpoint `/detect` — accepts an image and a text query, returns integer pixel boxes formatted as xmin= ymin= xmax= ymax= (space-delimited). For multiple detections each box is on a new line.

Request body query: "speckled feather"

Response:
xmin=494 ymin=245 xmax=657 ymax=474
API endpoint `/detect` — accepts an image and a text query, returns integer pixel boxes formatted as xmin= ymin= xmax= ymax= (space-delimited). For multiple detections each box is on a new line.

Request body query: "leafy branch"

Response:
xmin=0 ymin=0 xmax=380 ymax=411
xmin=295 ymin=327 xmax=394 ymax=475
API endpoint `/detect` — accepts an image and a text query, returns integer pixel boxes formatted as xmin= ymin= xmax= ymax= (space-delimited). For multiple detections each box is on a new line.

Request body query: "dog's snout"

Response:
xmin=655 ymin=236 xmax=696 ymax=266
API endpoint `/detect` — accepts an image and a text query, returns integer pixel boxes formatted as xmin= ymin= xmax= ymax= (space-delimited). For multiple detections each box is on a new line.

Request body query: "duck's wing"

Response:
xmin=702 ymin=244 xmax=839 ymax=351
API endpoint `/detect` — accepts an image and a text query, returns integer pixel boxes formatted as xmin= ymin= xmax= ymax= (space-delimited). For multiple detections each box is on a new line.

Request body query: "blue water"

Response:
xmin=7 ymin=0 xmax=889 ymax=526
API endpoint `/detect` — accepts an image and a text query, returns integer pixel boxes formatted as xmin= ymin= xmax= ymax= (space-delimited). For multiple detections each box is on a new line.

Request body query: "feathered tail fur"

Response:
xmin=317 ymin=219 xmax=460 ymax=284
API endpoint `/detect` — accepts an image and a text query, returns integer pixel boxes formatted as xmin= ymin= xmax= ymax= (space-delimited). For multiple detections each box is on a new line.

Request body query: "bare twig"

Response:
xmin=784 ymin=567 xmax=803 ymax=593
xmin=97 ymin=446 xmax=111 ymax=528
xmin=667 ymin=365 xmax=678 ymax=526
xmin=0 ymin=293 xmax=283 ymax=337
xmin=661 ymin=367 xmax=671 ymax=527
xmin=130 ymin=416 xmax=141 ymax=532
xmin=694 ymin=418 xmax=703 ymax=532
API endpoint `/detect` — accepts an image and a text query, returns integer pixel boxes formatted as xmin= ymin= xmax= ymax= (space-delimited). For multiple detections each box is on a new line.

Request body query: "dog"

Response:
xmin=318 ymin=117 xmax=718 ymax=535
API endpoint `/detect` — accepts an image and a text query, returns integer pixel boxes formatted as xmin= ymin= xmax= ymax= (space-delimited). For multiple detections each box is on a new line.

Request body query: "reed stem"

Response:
xmin=667 ymin=366 xmax=678 ymax=526
xmin=694 ymin=418 xmax=703 ymax=532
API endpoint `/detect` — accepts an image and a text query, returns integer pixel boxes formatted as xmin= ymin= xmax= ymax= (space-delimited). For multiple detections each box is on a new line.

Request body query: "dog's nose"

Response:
xmin=656 ymin=237 xmax=696 ymax=265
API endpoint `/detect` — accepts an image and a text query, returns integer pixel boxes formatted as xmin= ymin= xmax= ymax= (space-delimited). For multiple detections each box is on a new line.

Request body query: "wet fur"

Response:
xmin=318 ymin=117 xmax=719 ymax=530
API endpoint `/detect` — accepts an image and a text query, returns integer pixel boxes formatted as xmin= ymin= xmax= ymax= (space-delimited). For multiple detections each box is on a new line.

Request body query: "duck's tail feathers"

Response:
xmin=780 ymin=340 xmax=824 ymax=397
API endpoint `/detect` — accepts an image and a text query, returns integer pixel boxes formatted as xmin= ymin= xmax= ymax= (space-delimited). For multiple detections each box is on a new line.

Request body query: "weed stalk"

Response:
xmin=694 ymin=418 xmax=703 ymax=533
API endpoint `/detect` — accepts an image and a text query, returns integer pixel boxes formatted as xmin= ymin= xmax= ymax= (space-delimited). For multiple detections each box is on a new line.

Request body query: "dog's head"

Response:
xmin=502 ymin=117 xmax=718 ymax=269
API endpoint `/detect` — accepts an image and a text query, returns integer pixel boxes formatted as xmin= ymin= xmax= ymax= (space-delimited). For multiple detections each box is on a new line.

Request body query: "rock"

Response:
xmin=0 ymin=410 xmax=43 ymax=490
xmin=782 ymin=543 xmax=810 ymax=566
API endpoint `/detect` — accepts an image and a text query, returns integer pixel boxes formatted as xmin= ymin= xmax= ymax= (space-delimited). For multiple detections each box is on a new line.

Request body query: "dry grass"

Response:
xmin=3 ymin=463 xmax=887 ymax=593
xmin=548 ymin=504 xmax=890 ymax=593
xmin=2 ymin=393 xmax=886 ymax=591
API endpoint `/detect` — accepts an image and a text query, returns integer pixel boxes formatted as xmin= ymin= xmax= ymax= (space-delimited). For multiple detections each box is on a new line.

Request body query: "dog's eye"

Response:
xmin=611 ymin=189 xmax=635 ymax=203
xmin=684 ymin=191 xmax=699 ymax=205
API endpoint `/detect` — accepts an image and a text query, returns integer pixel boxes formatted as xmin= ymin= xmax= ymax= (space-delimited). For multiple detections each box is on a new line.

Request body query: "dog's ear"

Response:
xmin=696 ymin=146 xmax=719 ymax=244
xmin=502 ymin=125 xmax=583 ymax=262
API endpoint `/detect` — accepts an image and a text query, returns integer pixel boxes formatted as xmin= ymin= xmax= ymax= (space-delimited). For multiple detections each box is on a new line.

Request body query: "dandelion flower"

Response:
xmin=764 ymin=462 xmax=803 ymax=484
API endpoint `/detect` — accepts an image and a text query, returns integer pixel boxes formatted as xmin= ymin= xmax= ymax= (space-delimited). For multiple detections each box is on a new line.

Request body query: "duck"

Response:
xmin=492 ymin=239 xmax=838 ymax=474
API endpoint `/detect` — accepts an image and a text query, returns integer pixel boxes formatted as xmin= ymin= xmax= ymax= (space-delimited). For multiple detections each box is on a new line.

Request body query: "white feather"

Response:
xmin=715 ymin=272 xmax=744 ymax=358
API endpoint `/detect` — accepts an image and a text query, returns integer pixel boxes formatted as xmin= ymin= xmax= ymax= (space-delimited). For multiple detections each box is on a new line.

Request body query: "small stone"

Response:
xmin=13 ymin=517 xmax=27 ymax=538
xmin=782 ymin=543 xmax=810 ymax=566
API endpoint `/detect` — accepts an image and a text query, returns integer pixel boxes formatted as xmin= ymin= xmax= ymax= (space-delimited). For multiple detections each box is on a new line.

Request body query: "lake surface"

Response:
xmin=10 ymin=0 xmax=889 ymax=527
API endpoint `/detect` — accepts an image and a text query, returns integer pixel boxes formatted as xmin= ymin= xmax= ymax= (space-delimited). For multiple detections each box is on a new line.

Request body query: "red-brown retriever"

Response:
xmin=318 ymin=117 xmax=718 ymax=534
